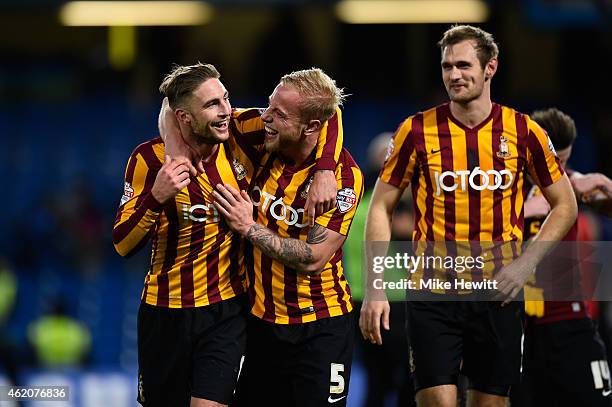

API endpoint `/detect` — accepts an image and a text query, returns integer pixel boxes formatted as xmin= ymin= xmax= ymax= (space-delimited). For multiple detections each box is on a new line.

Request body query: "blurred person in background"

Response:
xmin=361 ymin=25 xmax=577 ymax=407
xmin=27 ymin=297 xmax=91 ymax=368
xmin=0 ymin=260 xmax=17 ymax=331
xmin=344 ymin=132 xmax=415 ymax=407
xmin=115 ymin=63 xmax=341 ymax=407
xmin=511 ymin=107 xmax=612 ymax=407
xmin=0 ymin=259 xmax=19 ymax=385
xmin=62 ymin=181 xmax=105 ymax=274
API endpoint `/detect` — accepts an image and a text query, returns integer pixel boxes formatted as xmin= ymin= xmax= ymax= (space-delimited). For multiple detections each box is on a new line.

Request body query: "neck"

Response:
xmin=449 ymin=86 xmax=492 ymax=128
xmin=279 ymin=133 xmax=318 ymax=166
xmin=195 ymin=143 xmax=218 ymax=162
xmin=179 ymin=122 xmax=218 ymax=161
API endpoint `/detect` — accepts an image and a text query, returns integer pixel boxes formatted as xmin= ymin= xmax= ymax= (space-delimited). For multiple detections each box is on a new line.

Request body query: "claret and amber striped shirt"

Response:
xmin=246 ymin=143 xmax=364 ymax=325
xmin=523 ymin=179 xmax=586 ymax=324
xmin=112 ymin=108 xmax=343 ymax=308
xmin=380 ymin=103 xmax=564 ymax=283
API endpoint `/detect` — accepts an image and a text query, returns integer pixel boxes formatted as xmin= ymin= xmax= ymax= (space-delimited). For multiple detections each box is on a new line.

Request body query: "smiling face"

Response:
xmin=179 ymin=78 xmax=231 ymax=145
xmin=260 ymin=83 xmax=306 ymax=153
xmin=441 ymin=40 xmax=496 ymax=104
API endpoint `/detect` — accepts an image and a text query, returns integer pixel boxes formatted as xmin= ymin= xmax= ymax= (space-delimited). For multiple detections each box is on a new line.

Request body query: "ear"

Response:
xmin=303 ymin=119 xmax=322 ymax=136
xmin=484 ymin=58 xmax=498 ymax=81
xmin=175 ymin=108 xmax=191 ymax=125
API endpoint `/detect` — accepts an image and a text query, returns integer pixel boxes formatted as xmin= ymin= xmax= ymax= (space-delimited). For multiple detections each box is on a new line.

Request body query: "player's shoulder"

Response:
xmin=422 ymin=103 xmax=447 ymax=117
xmin=496 ymin=104 xmax=537 ymax=126
xmin=520 ymin=111 xmax=549 ymax=138
xmin=495 ymin=102 xmax=520 ymax=113
xmin=487 ymin=102 xmax=526 ymax=122
xmin=231 ymin=107 xmax=264 ymax=122
xmin=396 ymin=103 xmax=445 ymax=130
xmin=129 ymin=137 xmax=164 ymax=168
xmin=493 ymin=103 xmax=548 ymax=138
xmin=338 ymin=148 xmax=362 ymax=173
xmin=523 ymin=113 xmax=546 ymax=131
xmin=336 ymin=149 xmax=364 ymax=200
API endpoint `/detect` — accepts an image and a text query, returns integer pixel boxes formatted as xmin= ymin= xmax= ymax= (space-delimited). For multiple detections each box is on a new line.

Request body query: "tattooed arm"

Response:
xmin=212 ymin=184 xmax=346 ymax=275
xmin=245 ymin=223 xmax=343 ymax=274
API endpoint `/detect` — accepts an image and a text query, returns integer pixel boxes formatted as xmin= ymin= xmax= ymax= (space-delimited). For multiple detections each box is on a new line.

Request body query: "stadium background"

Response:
xmin=0 ymin=0 xmax=611 ymax=405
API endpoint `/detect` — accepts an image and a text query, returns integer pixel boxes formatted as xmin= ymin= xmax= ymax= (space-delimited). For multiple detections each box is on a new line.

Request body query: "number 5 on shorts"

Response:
xmin=330 ymin=363 xmax=345 ymax=394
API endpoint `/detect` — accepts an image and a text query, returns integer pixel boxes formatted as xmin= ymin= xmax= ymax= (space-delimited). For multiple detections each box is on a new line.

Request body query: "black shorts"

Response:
xmin=233 ymin=313 xmax=354 ymax=407
xmin=407 ymin=300 xmax=524 ymax=396
xmin=137 ymin=295 xmax=247 ymax=406
xmin=514 ymin=317 xmax=611 ymax=407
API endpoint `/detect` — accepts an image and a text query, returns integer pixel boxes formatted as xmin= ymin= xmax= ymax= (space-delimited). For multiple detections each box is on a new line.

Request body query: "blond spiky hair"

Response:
xmin=280 ymin=68 xmax=346 ymax=122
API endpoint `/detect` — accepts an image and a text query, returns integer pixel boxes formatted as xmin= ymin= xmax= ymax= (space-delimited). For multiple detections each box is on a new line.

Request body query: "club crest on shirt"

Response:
xmin=496 ymin=135 xmax=510 ymax=158
xmin=120 ymin=182 xmax=134 ymax=206
xmin=336 ymin=188 xmax=357 ymax=213
xmin=301 ymin=176 xmax=314 ymax=199
xmin=233 ymin=159 xmax=247 ymax=180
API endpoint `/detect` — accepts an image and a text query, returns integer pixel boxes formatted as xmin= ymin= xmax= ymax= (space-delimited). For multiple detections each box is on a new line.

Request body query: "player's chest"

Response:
xmin=415 ymin=130 xmax=524 ymax=196
xmin=172 ymin=166 xmax=241 ymax=227
xmin=250 ymin=165 xmax=312 ymax=229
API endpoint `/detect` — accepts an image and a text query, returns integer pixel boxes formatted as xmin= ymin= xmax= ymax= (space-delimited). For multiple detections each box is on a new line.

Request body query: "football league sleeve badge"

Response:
xmin=336 ymin=188 xmax=357 ymax=213
xmin=120 ymin=182 xmax=134 ymax=206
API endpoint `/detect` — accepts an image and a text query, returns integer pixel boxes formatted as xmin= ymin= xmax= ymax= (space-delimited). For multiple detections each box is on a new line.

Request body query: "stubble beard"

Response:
xmin=190 ymin=123 xmax=226 ymax=146
xmin=264 ymin=137 xmax=279 ymax=153
xmin=448 ymin=83 xmax=483 ymax=105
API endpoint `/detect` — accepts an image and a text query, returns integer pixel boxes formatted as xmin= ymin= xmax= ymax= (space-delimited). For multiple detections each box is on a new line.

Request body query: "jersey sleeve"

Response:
xmin=378 ymin=117 xmax=418 ymax=190
xmin=112 ymin=144 xmax=163 ymax=257
xmin=313 ymin=108 xmax=344 ymax=171
xmin=315 ymin=159 xmax=365 ymax=236
xmin=231 ymin=107 xmax=343 ymax=171
xmin=230 ymin=108 xmax=267 ymax=164
xmin=525 ymin=117 xmax=565 ymax=189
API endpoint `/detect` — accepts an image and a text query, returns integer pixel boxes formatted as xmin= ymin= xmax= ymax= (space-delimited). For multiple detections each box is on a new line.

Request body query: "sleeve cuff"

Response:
xmin=314 ymin=158 xmax=336 ymax=171
xmin=142 ymin=192 xmax=163 ymax=212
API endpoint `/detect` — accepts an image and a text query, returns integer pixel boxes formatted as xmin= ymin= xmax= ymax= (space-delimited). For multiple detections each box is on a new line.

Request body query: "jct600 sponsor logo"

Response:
xmin=251 ymin=186 xmax=307 ymax=228
xmin=434 ymin=167 xmax=513 ymax=196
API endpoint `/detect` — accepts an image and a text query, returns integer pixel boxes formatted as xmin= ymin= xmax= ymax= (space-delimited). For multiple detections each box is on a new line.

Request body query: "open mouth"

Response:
xmin=211 ymin=119 xmax=228 ymax=131
xmin=264 ymin=125 xmax=278 ymax=138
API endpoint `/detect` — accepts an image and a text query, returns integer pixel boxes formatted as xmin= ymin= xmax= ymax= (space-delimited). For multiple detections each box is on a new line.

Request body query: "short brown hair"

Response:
xmin=438 ymin=25 xmax=499 ymax=69
xmin=531 ymin=108 xmax=577 ymax=150
xmin=279 ymin=68 xmax=346 ymax=123
xmin=159 ymin=62 xmax=220 ymax=109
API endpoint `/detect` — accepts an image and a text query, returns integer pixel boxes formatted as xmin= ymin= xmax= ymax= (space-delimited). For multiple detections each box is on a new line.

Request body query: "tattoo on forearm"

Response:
xmin=246 ymin=224 xmax=315 ymax=271
xmin=307 ymin=224 xmax=328 ymax=244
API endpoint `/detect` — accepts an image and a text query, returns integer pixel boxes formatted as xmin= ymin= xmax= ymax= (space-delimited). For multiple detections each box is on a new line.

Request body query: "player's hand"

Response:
xmin=158 ymin=97 xmax=202 ymax=175
xmin=359 ymin=297 xmax=390 ymax=345
xmin=524 ymin=194 xmax=551 ymax=218
xmin=571 ymin=172 xmax=612 ymax=203
xmin=212 ymin=183 xmax=255 ymax=236
xmin=151 ymin=155 xmax=192 ymax=203
xmin=305 ymin=170 xmax=337 ymax=227
xmin=493 ymin=258 xmax=535 ymax=305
